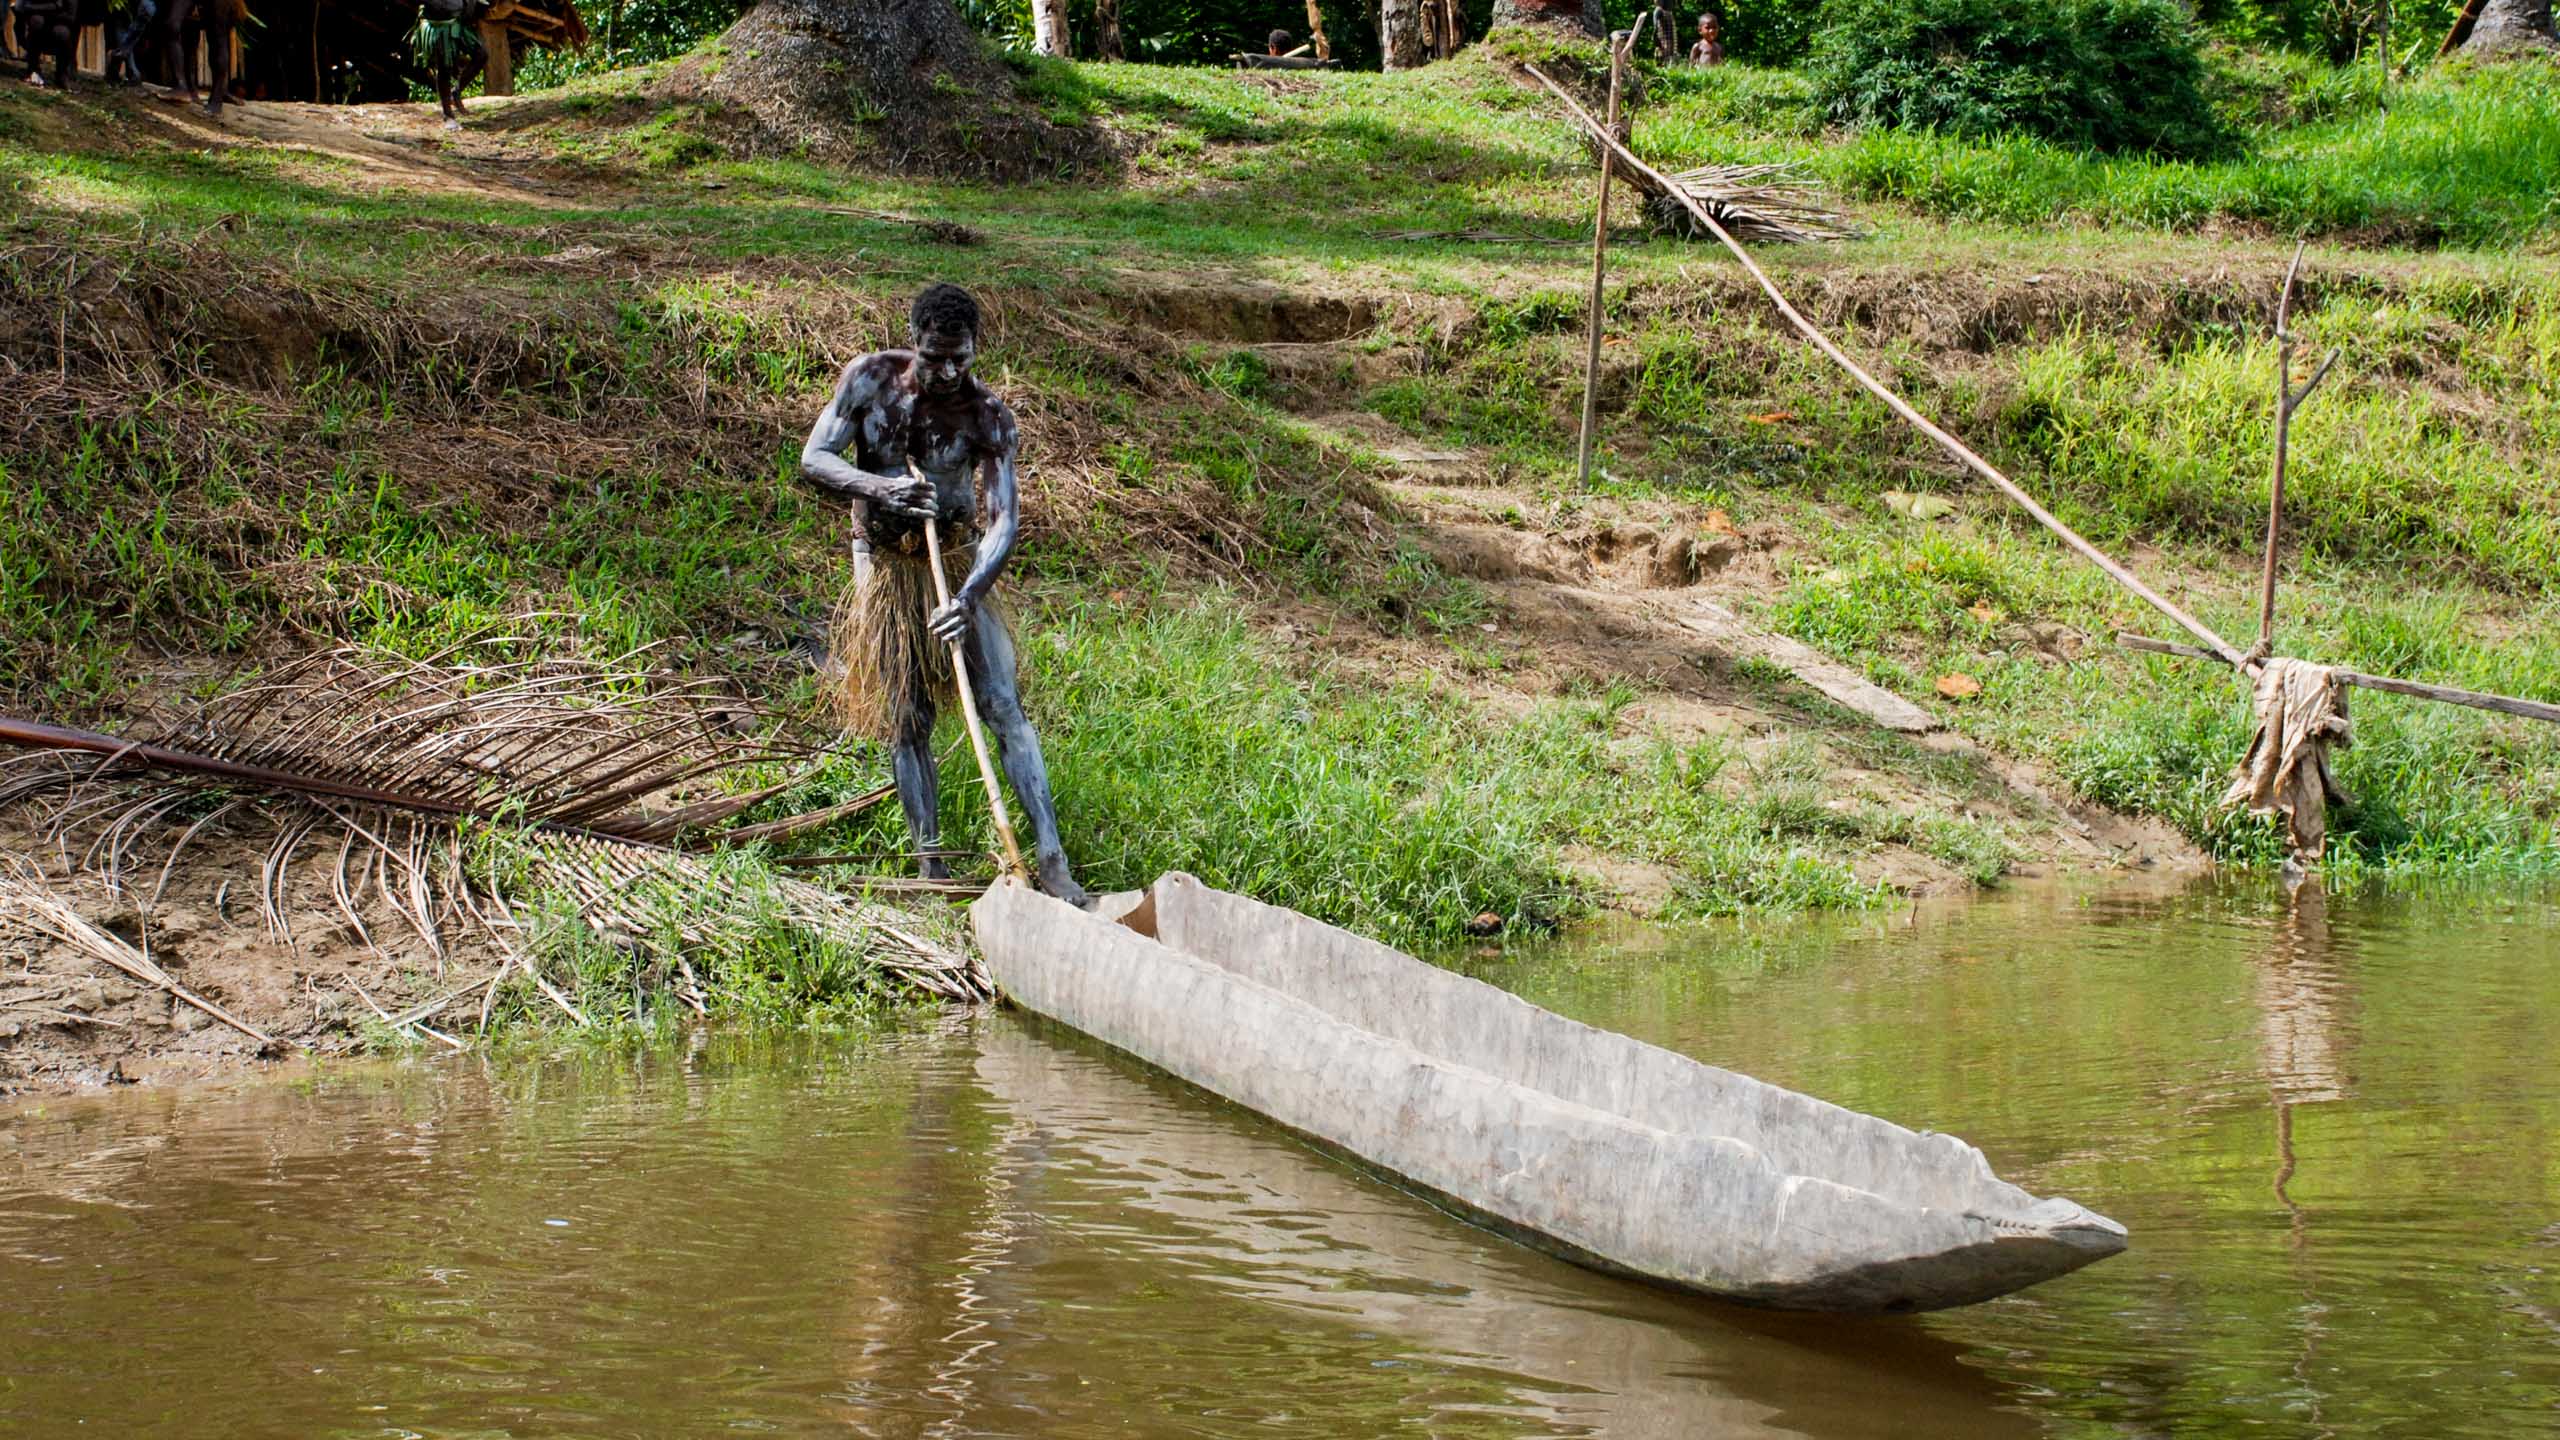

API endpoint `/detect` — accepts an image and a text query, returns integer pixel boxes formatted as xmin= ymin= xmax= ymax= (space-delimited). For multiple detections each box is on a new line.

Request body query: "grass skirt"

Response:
xmin=829 ymin=545 xmax=1006 ymax=740
xmin=411 ymin=14 xmax=482 ymax=72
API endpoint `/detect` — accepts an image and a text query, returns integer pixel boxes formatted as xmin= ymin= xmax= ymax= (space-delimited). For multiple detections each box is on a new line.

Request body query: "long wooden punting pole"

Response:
xmin=2256 ymin=242 xmax=2339 ymax=656
xmin=1575 ymin=34 xmax=1632 ymax=486
xmin=2116 ymin=633 xmax=2560 ymax=726
xmin=923 ymin=514 xmax=1028 ymax=879
xmin=1528 ymin=64 xmax=2257 ymax=670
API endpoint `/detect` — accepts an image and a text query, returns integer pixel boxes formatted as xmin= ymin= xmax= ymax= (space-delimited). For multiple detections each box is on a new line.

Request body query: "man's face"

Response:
xmin=914 ymin=326 xmax=976 ymax=396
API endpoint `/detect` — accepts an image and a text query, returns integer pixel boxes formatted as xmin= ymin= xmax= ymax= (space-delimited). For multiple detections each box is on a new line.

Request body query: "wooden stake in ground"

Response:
xmin=1576 ymin=33 xmax=1633 ymax=486
xmin=923 ymin=513 xmax=1028 ymax=880
xmin=1303 ymin=0 xmax=1331 ymax=59
xmin=2254 ymin=241 xmax=2340 ymax=659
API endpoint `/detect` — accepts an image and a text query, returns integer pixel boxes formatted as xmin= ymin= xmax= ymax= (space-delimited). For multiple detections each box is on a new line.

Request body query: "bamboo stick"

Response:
xmin=1576 ymin=34 xmax=1632 ymax=487
xmin=923 ymin=514 xmax=1028 ymax=879
xmin=2115 ymin=632 xmax=2560 ymax=725
xmin=1525 ymin=65 xmax=2258 ymax=673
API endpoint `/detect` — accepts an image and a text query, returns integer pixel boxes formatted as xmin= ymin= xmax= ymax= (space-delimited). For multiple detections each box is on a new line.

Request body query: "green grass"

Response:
xmin=1762 ymin=516 xmax=2560 ymax=876
xmin=783 ymin=595 xmax=1886 ymax=948
xmin=1821 ymin=62 xmax=2560 ymax=247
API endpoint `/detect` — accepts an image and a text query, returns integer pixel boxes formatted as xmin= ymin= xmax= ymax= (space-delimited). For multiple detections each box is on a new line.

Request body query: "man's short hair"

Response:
xmin=1267 ymin=28 xmax=1293 ymax=49
xmin=911 ymin=283 xmax=981 ymax=343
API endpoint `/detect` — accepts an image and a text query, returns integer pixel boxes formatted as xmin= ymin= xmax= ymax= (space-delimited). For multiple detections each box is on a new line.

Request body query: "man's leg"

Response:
xmin=966 ymin=608 xmax=1089 ymax=906
xmin=891 ymin=705 xmax=946 ymax=880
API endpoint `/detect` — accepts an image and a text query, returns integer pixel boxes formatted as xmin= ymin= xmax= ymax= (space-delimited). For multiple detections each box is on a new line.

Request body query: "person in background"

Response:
xmin=1689 ymin=11 xmax=1726 ymax=65
xmin=1266 ymin=27 xmax=1294 ymax=54
xmin=1643 ymin=0 xmax=1679 ymax=61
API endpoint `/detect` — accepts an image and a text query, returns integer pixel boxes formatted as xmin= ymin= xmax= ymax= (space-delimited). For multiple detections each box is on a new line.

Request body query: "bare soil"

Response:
xmin=1 ymin=820 xmax=511 ymax=1095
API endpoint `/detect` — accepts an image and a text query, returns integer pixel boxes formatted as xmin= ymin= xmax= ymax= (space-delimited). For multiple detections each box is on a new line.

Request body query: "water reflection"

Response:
xmin=966 ymin=1018 xmax=2036 ymax=1439
xmin=2 ymin=879 xmax=2557 ymax=1438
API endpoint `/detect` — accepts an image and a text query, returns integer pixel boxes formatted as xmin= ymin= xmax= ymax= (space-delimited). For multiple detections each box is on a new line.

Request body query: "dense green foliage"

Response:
xmin=515 ymin=0 xmax=748 ymax=87
xmin=1807 ymin=0 xmax=2232 ymax=157
xmin=1645 ymin=55 xmax=2560 ymax=246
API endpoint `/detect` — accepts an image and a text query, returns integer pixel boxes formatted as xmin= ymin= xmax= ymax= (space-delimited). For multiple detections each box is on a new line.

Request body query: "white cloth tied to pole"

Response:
xmin=2219 ymin=659 xmax=2353 ymax=861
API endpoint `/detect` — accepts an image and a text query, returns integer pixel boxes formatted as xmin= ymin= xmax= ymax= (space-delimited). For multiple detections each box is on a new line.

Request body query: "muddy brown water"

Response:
xmin=3 ymin=879 xmax=2556 ymax=1437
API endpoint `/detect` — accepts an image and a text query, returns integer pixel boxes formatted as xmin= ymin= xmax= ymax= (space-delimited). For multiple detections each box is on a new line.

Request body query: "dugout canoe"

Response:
xmin=970 ymin=872 xmax=2127 ymax=1313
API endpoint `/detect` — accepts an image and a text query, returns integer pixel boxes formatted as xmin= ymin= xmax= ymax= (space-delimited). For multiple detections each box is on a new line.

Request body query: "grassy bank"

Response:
xmin=4 ymin=37 xmax=2558 ymax=987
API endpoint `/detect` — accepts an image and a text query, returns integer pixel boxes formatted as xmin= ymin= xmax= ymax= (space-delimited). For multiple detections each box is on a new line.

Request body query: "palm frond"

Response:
xmin=0 ymin=639 xmax=980 ymax=1005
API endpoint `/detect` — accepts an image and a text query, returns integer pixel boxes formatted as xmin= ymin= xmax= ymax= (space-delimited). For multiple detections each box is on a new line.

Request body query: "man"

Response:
xmin=412 ymin=0 xmax=487 ymax=126
xmin=1689 ymin=11 xmax=1725 ymax=65
xmin=1265 ymin=27 xmax=1293 ymax=54
xmin=800 ymin=283 xmax=1090 ymax=908
xmin=12 ymin=0 xmax=92 ymax=90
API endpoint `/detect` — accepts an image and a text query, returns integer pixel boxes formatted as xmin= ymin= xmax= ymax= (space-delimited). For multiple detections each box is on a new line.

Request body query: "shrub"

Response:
xmin=1808 ymin=0 xmax=2235 ymax=157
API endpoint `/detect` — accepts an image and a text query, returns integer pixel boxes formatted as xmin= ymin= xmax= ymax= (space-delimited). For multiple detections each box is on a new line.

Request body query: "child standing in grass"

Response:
xmin=1690 ymin=12 xmax=1726 ymax=64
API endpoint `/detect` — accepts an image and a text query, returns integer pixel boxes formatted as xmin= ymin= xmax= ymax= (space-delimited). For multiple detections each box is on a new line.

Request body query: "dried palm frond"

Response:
xmin=1634 ymin=163 xmax=1862 ymax=245
xmin=0 ymin=640 xmax=980 ymax=1003
xmin=2 ymin=643 xmax=815 ymax=846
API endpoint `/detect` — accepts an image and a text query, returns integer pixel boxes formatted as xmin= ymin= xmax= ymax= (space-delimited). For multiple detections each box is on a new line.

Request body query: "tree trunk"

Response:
xmin=2461 ymin=0 xmax=2559 ymax=49
xmin=1490 ymin=0 xmax=1602 ymax=37
xmin=702 ymin=0 xmax=1108 ymax=177
xmin=1380 ymin=0 xmax=1426 ymax=69
xmin=1096 ymin=0 xmax=1123 ymax=59
xmin=1029 ymin=0 xmax=1067 ymax=56
xmin=1302 ymin=0 xmax=1330 ymax=59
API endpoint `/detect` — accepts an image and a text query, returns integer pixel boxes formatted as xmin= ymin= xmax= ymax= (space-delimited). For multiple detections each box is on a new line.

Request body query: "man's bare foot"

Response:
xmin=1035 ymin=853 xmax=1092 ymax=909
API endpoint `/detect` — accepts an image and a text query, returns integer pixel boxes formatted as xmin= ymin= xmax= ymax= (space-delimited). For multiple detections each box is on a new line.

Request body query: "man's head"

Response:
xmin=909 ymin=283 xmax=980 ymax=396
xmin=1267 ymin=28 xmax=1292 ymax=53
xmin=1699 ymin=11 xmax=1719 ymax=32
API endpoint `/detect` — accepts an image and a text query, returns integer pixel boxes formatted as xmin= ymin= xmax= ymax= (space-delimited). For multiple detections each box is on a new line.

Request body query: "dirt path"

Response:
xmin=1285 ymin=408 xmax=2201 ymax=897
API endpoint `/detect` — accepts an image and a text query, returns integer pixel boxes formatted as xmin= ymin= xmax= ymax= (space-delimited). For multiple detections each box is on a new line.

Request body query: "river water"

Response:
xmin=3 ymin=879 xmax=2556 ymax=1438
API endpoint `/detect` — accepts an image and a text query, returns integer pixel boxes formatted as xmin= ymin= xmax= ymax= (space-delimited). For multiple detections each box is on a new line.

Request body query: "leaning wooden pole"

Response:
xmin=2254 ymin=242 xmax=2339 ymax=659
xmin=1528 ymin=64 xmax=2256 ymax=671
xmin=922 ymin=514 xmax=1028 ymax=880
xmin=1575 ymin=34 xmax=1631 ymax=486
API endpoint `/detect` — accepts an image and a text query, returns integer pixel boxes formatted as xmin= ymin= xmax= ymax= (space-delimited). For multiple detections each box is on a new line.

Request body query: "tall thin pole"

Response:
xmin=2256 ymin=242 xmax=2337 ymax=659
xmin=922 ymin=514 xmax=1027 ymax=879
xmin=1576 ymin=32 xmax=1631 ymax=486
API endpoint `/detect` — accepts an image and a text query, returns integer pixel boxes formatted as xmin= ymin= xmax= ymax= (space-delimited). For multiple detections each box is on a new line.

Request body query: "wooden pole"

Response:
xmin=2255 ymin=242 xmax=2339 ymax=659
xmin=1528 ymin=64 xmax=2258 ymax=671
xmin=2437 ymin=0 xmax=2488 ymax=54
xmin=2258 ymin=243 xmax=2300 ymax=657
xmin=922 ymin=514 xmax=1028 ymax=879
xmin=1575 ymin=34 xmax=1630 ymax=487
xmin=2115 ymin=632 xmax=2560 ymax=726
xmin=478 ymin=20 xmax=514 ymax=94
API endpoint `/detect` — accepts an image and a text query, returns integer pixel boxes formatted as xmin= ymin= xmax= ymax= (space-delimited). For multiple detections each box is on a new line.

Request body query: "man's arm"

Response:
xmin=800 ymin=359 xmax=932 ymax=515
xmin=928 ymin=421 xmax=1022 ymax=642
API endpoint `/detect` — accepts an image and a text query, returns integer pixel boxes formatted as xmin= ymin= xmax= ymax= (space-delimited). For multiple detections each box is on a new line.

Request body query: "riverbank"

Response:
xmin=3 ymin=46 xmax=2555 ymax=1089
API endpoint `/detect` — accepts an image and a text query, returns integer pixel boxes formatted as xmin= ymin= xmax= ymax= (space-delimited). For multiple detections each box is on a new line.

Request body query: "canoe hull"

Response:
xmin=972 ymin=875 xmax=2124 ymax=1313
